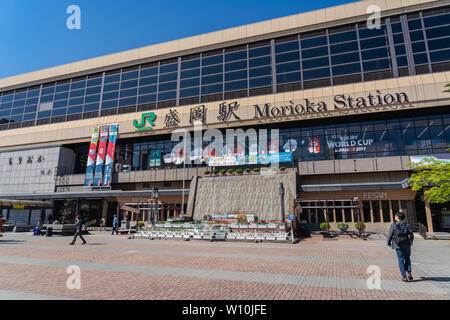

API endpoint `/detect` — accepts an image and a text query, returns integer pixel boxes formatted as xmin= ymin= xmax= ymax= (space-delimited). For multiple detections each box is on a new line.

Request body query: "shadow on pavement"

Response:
xmin=420 ymin=277 xmax=450 ymax=283
xmin=0 ymin=240 xmax=26 ymax=244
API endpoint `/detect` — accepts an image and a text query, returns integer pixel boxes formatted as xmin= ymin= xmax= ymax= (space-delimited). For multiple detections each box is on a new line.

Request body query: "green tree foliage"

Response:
xmin=445 ymin=83 xmax=450 ymax=93
xmin=409 ymin=158 xmax=450 ymax=204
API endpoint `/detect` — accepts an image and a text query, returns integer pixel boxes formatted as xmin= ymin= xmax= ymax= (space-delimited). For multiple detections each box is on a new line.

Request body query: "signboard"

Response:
xmin=84 ymin=127 xmax=99 ymax=186
xmin=103 ymin=124 xmax=119 ymax=186
xmin=288 ymin=214 xmax=294 ymax=221
xmin=208 ymin=152 xmax=292 ymax=167
xmin=93 ymin=125 xmax=109 ymax=186
xmin=133 ymin=112 xmax=156 ymax=132
xmin=410 ymin=154 xmax=450 ymax=164
xmin=150 ymin=149 xmax=162 ymax=167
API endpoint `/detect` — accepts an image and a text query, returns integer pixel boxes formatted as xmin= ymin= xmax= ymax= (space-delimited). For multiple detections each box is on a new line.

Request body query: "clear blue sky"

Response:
xmin=0 ymin=0 xmax=357 ymax=79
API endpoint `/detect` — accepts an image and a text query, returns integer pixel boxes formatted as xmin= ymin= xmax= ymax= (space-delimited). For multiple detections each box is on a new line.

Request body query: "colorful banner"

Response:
xmin=84 ymin=127 xmax=99 ymax=186
xmin=208 ymin=152 xmax=292 ymax=167
xmin=103 ymin=124 xmax=119 ymax=186
xmin=93 ymin=125 xmax=109 ymax=186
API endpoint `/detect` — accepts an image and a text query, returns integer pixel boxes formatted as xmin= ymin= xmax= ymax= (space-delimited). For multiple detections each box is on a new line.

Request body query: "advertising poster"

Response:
xmin=84 ymin=127 xmax=99 ymax=186
xmin=208 ymin=152 xmax=292 ymax=167
xmin=150 ymin=149 xmax=162 ymax=167
xmin=102 ymin=124 xmax=119 ymax=186
xmin=93 ymin=125 xmax=109 ymax=186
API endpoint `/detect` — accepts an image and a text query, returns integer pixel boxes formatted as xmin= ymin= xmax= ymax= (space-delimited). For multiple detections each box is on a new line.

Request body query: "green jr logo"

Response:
xmin=133 ymin=112 xmax=156 ymax=130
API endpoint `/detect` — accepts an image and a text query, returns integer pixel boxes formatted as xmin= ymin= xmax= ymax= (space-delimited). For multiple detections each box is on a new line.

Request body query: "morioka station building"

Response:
xmin=0 ymin=0 xmax=449 ymax=234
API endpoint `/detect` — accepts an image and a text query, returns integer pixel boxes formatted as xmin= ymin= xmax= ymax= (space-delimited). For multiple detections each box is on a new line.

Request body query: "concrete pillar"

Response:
xmin=425 ymin=200 xmax=434 ymax=233
xmin=379 ymin=200 xmax=384 ymax=223
xmin=389 ymin=200 xmax=394 ymax=222
xmin=332 ymin=201 xmax=336 ymax=222
xmin=370 ymin=201 xmax=374 ymax=223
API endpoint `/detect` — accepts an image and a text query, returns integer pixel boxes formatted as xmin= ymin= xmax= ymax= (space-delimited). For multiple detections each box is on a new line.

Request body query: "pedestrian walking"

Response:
xmin=387 ymin=212 xmax=414 ymax=282
xmin=112 ymin=215 xmax=119 ymax=235
xmin=70 ymin=215 xmax=87 ymax=245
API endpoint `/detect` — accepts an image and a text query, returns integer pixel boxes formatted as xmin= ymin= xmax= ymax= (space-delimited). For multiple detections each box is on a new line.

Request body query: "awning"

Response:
xmin=0 ymin=199 xmax=53 ymax=209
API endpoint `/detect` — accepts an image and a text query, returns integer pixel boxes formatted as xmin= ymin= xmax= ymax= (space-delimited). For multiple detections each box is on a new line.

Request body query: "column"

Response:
xmin=379 ymin=200 xmax=384 ymax=223
xmin=351 ymin=208 xmax=354 ymax=223
xmin=425 ymin=200 xmax=434 ymax=233
xmin=315 ymin=208 xmax=318 ymax=223
xmin=332 ymin=201 xmax=337 ymax=222
xmin=369 ymin=201 xmax=374 ymax=223
xmin=389 ymin=200 xmax=394 ymax=223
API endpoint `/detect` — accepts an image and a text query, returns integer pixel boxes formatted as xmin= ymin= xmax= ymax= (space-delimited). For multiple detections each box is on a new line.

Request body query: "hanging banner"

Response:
xmin=208 ymin=152 xmax=292 ymax=167
xmin=93 ymin=125 xmax=109 ymax=186
xmin=84 ymin=127 xmax=99 ymax=186
xmin=103 ymin=124 xmax=119 ymax=186
xmin=150 ymin=149 xmax=162 ymax=167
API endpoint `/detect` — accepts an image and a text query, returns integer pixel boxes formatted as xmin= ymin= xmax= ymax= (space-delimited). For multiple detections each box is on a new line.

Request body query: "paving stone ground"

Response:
xmin=0 ymin=232 xmax=448 ymax=300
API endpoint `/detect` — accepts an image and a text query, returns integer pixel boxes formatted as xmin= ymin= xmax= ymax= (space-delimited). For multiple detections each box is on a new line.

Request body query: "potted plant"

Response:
xmin=204 ymin=170 xmax=211 ymax=177
xmin=235 ymin=169 xmax=243 ymax=175
xmin=219 ymin=169 xmax=226 ymax=176
xmin=337 ymin=223 xmax=349 ymax=232
xmin=252 ymin=168 xmax=260 ymax=175
xmin=355 ymin=222 xmax=366 ymax=231
xmin=213 ymin=169 xmax=219 ymax=176
xmin=320 ymin=222 xmax=330 ymax=238
xmin=244 ymin=168 xmax=251 ymax=175
xmin=137 ymin=221 xmax=146 ymax=230
xmin=280 ymin=167 xmax=287 ymax=173
xmin=227 ymin=169 xmax=235 ymax=176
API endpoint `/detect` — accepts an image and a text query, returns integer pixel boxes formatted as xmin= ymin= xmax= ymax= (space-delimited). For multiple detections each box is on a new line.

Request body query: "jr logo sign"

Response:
xmin=133 ymin=112 xmax=156 ymax=131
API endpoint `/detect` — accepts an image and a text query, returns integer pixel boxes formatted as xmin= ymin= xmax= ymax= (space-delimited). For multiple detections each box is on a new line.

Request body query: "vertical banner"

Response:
xmin=84 ymin=127 xmax=99 ymax=186
xmin=103 ymin=123 xmax=119 ymax=186
xmin=93 ymin=125 xmax=109 ymax=186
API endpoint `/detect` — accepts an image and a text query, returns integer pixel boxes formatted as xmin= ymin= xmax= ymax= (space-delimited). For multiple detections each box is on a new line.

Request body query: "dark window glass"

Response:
xmin=69 ymin=89 xmax=85 ymax=98
xmin=23 ymin=113 xmax=36 ymax=121
xmin=225 ymin=60 xmax=247 ymax=72
xmin=275 ymin=41 xmax=299 ymax=54
xmin=397 ymin=56 xmax=408 ymax=67
xmin=410 ymin=30 xmax=424 ymax=42
xmin=119 ymin=97 xmax=136 ymax=107
xmin=202 ymin=64 xmax=224 ymax=75
xmin=225 ymin=70 xmax=247 ymax=82
xmin=39 ymin=95 xmax=53 ymax=103
xmin=408 ymin=19 xmax=422 ymax=31
xmin=87 ymin=77 xmax=102 ymax=87
xmin=27 ymin=89 xmax=40 ymax=98
xmin=331 ymin=52 xmax=360 ymax=65
xmin=412 ymin=41 xmax=426 ymax=53
xmin=103 ymin=91 xmax=119 ymax=101
xmin=424 ymin=13 xmax=450 ymax=28
xmin=2 ymin=95 xmax=13 ymax=102
xmin=102 ymin=99 xmax=117 ymax=109
xmin=120 ymin=79 xmax=138 ymax=89
xmin=67 ymin=106 xmax=83 ymax=115
xmin=104 ymin=74 xmax=120 ymax=84
xmin=430 ymin=49 xmax=450 ymax=62
xmin=160 ymin=63 xmax=178 ymax=74
xmin=84 ymin=103 xmax=99 ymax=112
xmin=138 ymin=94 xmax=156 ymax=104
xmin=181 ymin=59 xmax=200 ymax=70
xmin=413 ymin=53 xmax=428 ymax=65
xmin=276 ymin=61 xmax=300 ymax=74
xmin=302 ymin=46 xmax=329 ymax=59
xmin=249 ymin=46 xmax=271 ymax=58
xmin=121 ymin=71 xmax=139 ymax=81
xmin=103 ymin=83 xmax=120 ymax=92
xmin=85 ymin=86 xmax=101 ymax=95
xmin=332 ymin=63 xmax=361 ymax=76
xmin=54 ymin=100 xmax=68 ymax=108
xmin=249 ymin=66 xmax=271 ymax=78
xmin=180 ymin=78 xmax=200 ymax=88
xmin=181 ymin=69 xmax=200 ymax=79
xmin=329 ymin=31 xmax=357 ymax=44
xmin=393 ymin=34 xmax=405 ymax=44
xmin=10 ymin=114 xmax=23 ymax=122
xmin=277 ymin=72 xmax=301 ymax=84
xmin=303 ymin=67 xmax=330 ymax=80
xmin=360 ymin=36 xmax=388 ymax=49
xmin=276 ymin=51 xmax=300 ymax=64
xmin=120 ymin=88 xmax=137 ymax=98
xmin=140 ymin=67 xmax=158 ymax=77
xmin=363 ymin=59 xmax=391 ymax=71
xmin=358 ymin=26 xmax=386 ymax=39
xmin=158 ymin=82 xmax=177 ymax=92
xmin=69 ymin=97 xmax=84 ymax=106
xmin=159 ymin=73 xmax=178 ymax=83
xmin=202 ymin=83 xmax=223 ymax=95
xmin=52 ymin=108 xmax=67 ymax=117
xmin=38 ymin=111 xmax=51 ymax=119
xmin=25 ymin=106 xmax=37 ymax=113
xmin=225 ymin=50 xmax=247 ymax=62
xmin=302 ymin=57 xmax=329 ymax=70
xmin=249 ymin=56 xmax=271 ymax=68
xmin=139 ymin=76 xmax=158 ymax=86
xmin=202 ymin=74 xmax=222 ymax=85
xmin=11 ymin=107 xmax=24 ymax=115
xmin=13 ymin=100 xmax=25 ymax=107
xmin=158 ymin=91 xmax=176 ymax=101
xmin=391 ymin=22 xmax=402 ymax=33
xmin=426 ymin=25 xmax=450 ymax=39
xmin=362 ymin=47 xmax=390 ymax=60
xmin=71 ymin=81 xmax=86 ymax=90
xmin=41 ymin=87 xmax=55 ymax=95
xmin=139 ymin=85 xmax=157 ymax=95
xmin=249 ymin=76 xmax=272 ymax=88
xmin=225 ymin=80 xmax=247 ymax=91
xmin=330 ymin=41 xmax=359 ymax=55
xmin=301 ymin=36 xmax=327 ymax=48
xmin=202 ymin=55 xmax=223 ymax=66
xmin=180 ymin=87 xmax=199 ymax=98
xmin=428 ymin=37 xmax=450 ymax=51
xmin=84 ymin=95 xmax=100 ymax=103
xmin=395 ymin=45 xmax=406 ymax=56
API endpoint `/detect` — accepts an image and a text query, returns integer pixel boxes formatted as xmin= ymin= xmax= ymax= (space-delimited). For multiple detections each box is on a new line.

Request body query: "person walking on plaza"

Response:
xmin=70 ymin=215 xmax=87 ymax=245
xmin=387 ymin=212 xmax=414 ymax=282
xmin=112 ymin=215 xmax=119 ymax=235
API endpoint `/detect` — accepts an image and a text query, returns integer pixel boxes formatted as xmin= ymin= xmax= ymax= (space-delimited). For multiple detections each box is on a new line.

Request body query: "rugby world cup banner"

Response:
xmin=102 ymin=124 xmax=119 ymax=186
xmin=84 ymin=127 xmax=99 ymax=186
xmin=93 ymin=125 xmax=109 ymax=186
xmin=208 ymin=152 xmax=292 ymax=167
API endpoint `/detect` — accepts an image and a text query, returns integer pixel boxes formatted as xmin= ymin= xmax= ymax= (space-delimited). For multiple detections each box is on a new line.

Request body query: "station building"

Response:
xmin=0 ymin=0 xmax=449 ymax=233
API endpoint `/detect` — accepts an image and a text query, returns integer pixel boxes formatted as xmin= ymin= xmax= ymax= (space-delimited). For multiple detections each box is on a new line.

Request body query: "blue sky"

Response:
xmin=0 ymin=0 xmax=356 ymax=79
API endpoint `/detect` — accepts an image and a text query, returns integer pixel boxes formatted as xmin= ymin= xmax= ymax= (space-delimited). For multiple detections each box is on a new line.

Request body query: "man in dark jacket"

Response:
xmin=112 ymin=215 xmax=119 ymax=235
xmin=387 ymin=212 xmax=414 ymax=281
xmin=70 ymin=215 xmax=87 ymax=245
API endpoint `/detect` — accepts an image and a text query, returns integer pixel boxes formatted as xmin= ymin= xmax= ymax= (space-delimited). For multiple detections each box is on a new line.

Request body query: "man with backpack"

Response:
xmin=70 ymin=215 xmax=87 ymax=245
xmin=387 ymin=212 xmax=414 ymax=282
xmin=112 ymin=215 xmax=119 ymax=235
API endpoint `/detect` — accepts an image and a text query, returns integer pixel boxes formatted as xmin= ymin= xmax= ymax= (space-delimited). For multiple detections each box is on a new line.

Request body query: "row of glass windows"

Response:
xmin=1 ymin=7 xmax=450 ymax=130
xmin=100 ymin=113 xmax=450 ymax=172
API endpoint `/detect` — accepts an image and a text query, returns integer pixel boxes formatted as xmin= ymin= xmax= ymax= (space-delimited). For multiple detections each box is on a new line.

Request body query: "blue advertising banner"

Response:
xmin=208 ymin=152 xmax=292 ymax=167
xmin=93 ymin=125 xmax=109 ymax=186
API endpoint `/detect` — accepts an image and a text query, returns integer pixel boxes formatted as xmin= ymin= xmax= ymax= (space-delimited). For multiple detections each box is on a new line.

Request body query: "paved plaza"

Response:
xmin=0 ymin=232 xmax=449 ymax=300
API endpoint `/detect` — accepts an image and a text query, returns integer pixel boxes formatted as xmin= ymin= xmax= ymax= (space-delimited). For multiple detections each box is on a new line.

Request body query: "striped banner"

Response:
xmin=84 ymin=127 xmax=99 ymax=186
xmin=93 ymin=125 xmax=109 ymax=186
xmin=102 ymin=123 xmax=119 ymax=186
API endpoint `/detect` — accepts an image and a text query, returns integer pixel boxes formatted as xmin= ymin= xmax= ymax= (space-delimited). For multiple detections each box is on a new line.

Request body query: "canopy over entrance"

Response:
xmin=0 ymin=199 xmax=53 ymax=209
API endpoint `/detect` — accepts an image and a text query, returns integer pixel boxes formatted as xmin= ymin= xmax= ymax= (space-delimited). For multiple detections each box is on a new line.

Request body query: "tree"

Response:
xmin=445 ymin=83 xmax=450 ymax=93
xmin=409 ymin=158 xmax=450 ymax=204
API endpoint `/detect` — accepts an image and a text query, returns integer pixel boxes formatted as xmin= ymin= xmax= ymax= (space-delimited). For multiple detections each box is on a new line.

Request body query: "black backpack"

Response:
xmin=394 ymin=222 xmax=410 ymax=246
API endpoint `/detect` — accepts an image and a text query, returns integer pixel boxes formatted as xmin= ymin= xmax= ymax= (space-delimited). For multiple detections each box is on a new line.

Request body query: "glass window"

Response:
xmin=181 ymin=59 xmax=200 ymax=70
xmin=249 ymin=46 xmax=271 ymax=58
xmin=119 ymin=97 xmax=136 ymax=107
xmin=333 ymin=63 xmax=361 ymax=76
xmin=140 ymin=67 xmax=158 ymax=77
xmin=249 ymin=66 xmax=271 ymax=78
xmin=121 ymin=71 xmax=138 ymax=81
xmin=85 ymin=95 xmax=100 ymax=103
xmin=52 ymin=108 xmax=67 ymax=116
xmin=180 ymin=78 xmax=200 ymax=88
xmin=104 ymin=74 xmax=120 ymax=84
xmin=71 ymin=81 xmax=86 ymax=90
xmin=430 ymin=49 xmax=450 ymax=62
xmin=54 ymin=100 xmax=68 ymax=108
xmin=84 ymin=103 xmax=99 ymax=112
xmin=103 ymin=83 xmax=120 ymax=92
xmin=225 ymin=70 xmax=247 ymax=82
xmin=202 ymin=74 xmax=222 ymax=85
xmin=138 ymin=94 xmax=156 ymax=104
xmin=408 ymin=19 xmax=422 ymax=31
xmin=303 ymin=67 xmax=330 ymax=80
xmin=330 ymin=41 xmax=359 ymax=55
xmin=393 ymin=34 xmax=404 ymax=44
xmin=391 ymin=22 xmax=402 ymax=33
xmin=139 ymin=76 xmax=157 ymax=86
xmin=159 ymin=73 xmax=178 ymax=83
xmin=120 ymin=79 xmax=138 ymax=89
xmin=249 ymin=76 xmax=272 ymax=88
xmin=13 ymin=100 xmax=25 ymax=107
xmin=23 ymin=113 xmax=36 ymax=121
xmin=25 ymin=105 xmax=37 ymax=113
xmin=39 ymin=95 xmax=53 ymax=103
xmin=412 ymin=41 xmax=426 ymax=53
xmin=360 ymin=36 xmax=388 ymax=50
xmin=225 ymin=80 xmax=247 ymax=91
xmin=276 ymin=51 xmax=300 ymax=64
xmin=428 ymin=37 xmax=450 ymax=51
xmin=181 ymin=69 xmax=200 ymax=79
xmin=11 ymin=107 xmax=24 ymax=115
xmin=160 ymin=63 xmax=178 ymax=74
xmin=87 ymin=77 xmax=102 ymax=87
xmin=41 ymin=87 xmax=54 ymax=96
xmin=426 ymin=25 xmax=450 ymax=39
xmin=424 ymin=13 xmax=450 ymax=28
xmin=331 ymin=52 xmax=360 ymax=65
xmin=301 ymin=36 xmax=327 ymax=49
xmin=275 ymin=41 xmax=299 ymax=54
xmin=180 ymin=87 xmax=199 ymax=98
xmin=69 ymin=97 xmax=83 ymax=106
xmin=225 ymin=60 xmax=247 ymax=72
xmin=120 ymin=88 xmax=137 ymax=98
xmin=276 ymin=61 xmax=300 ymax=74
xmin=302 ymin=57 xmax=329 ymax=70
xmin=158 ymin=82 xmax=177 ymax=92
xmin=67 ymin=106 xmax=83 ymax=115
xmin=249 ymin=56 xmax=271 ymax=68
xmin=397 ymin=56 xmax=408 ymax=67
xmin=139 ymin=85 xmax=157 ymax=95
xmin=69 ymin=89 xmax=85 ymax=98
xmin=395 ymin=45 xmax=406 ymax=56
xmin=329 ymin=30 xmax=357 ymax=44
xmin=358 ymin=26 xmax=386 ymax=39
xmin=201 ymin=84 xmax=222 ymax=95
xmin=27 ymin=89 xmax=40 ymax=98
xmin=225 ymin=50 xmax=247 ymax=62
xmin=413 ymin=53 xmax=428 ymax=65
xmin=362 ymin=47 xmax=390 ymax=60
xmin=410 ymin=30 xmax=424 ymax=42
xmin=103 ymin=91 xmax=119 ymax=101
xmin=102 ymin=100 xmax=117 ymax=109
xmin=202 ymin=55 xmax=223 ymax=66
xmin=85 ymin=86 xmax=101 ymax=95
xmin=158 ymin=91 xmax=176 ymax=101
xmin=302 ymin=46 xmax=329 ymax=59
xmin=363 ymin=59 xmax=391 ymax=71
